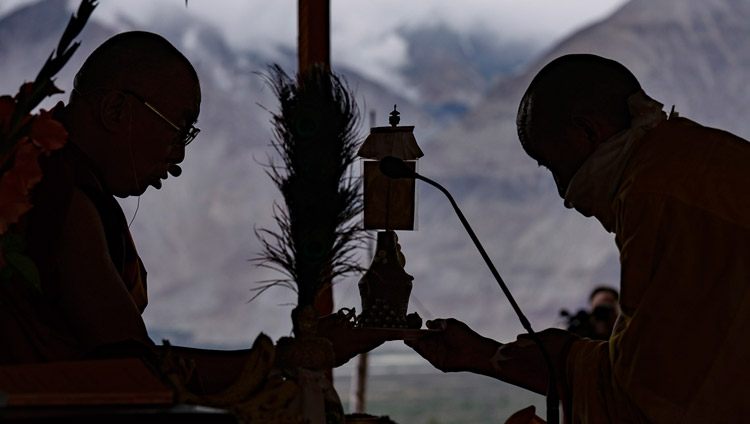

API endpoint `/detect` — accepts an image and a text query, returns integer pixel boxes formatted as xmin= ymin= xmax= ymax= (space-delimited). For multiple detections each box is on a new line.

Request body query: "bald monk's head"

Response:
xmin=516 ymin=54 xmax=640 ymax=198
xmin=64 ymin=31 xmax=201 ymax=197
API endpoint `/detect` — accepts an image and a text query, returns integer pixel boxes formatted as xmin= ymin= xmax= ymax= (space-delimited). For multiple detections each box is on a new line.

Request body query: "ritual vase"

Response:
xmin=357 ymin=230 xmax=413 ymax=327
xmin=275 ymin=305 xmax=344 ymax=424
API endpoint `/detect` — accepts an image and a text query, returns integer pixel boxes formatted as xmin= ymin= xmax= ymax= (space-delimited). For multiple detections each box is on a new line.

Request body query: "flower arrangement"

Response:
xmin=0 ymin=0 xmax=97 ymax=286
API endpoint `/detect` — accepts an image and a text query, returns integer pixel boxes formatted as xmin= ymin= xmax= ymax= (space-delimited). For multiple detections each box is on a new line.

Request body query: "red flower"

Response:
xmin=17 ymin=82 xmax=34 ymax=100
xmin=0 ymin=88 xmax=67 ymax=235
xmin=0 ymin=142 xmax=44 ymax=234
xmin=30 ymin=108 xmax=67 ymax=154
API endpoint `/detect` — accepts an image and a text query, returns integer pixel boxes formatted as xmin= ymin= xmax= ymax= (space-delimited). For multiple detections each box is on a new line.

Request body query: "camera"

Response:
xmin=560 ymin=304 xmax=616 ymax=340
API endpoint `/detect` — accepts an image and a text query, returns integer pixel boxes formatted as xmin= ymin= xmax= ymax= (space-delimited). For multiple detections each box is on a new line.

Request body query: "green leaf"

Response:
xmin=5 ymin=252 xmax=41 ymax=293
xmin=0 ymin=233 xmax=26 ymax=253
xmin=0 ymin=264 xmax=12 ymax=281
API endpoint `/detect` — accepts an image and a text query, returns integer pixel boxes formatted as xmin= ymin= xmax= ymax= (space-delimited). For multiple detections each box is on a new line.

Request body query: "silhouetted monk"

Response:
xmin=0 ymin=31 xmax=371 ymax=395
xmin=406 ymin=54 xmax=750 ymax=423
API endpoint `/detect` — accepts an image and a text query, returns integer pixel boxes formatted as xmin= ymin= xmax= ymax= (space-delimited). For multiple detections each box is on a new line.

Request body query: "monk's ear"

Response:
xmin=98 ymin=91 xmax=128 ymax=133
xmin=570 ymin=115 xmax=602 ymax=148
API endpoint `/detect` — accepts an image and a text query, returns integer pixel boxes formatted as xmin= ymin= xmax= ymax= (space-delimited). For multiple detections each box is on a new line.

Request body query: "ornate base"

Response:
xmin=274 ymin=336 xmax=335 ymax=371
xmin=357 ymin=231 xmax=418 ymax=328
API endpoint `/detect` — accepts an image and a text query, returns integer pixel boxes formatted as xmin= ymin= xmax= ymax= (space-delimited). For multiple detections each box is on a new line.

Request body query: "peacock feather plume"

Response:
xmin=254 ymin=64 xmax=365 ymax=314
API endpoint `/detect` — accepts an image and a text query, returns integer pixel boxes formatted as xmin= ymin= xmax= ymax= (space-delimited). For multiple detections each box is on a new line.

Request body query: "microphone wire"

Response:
xmin=380 ymin=156 xmax=561 ymax=424
xmin=127 ymin=101 xmax=141 ymax=229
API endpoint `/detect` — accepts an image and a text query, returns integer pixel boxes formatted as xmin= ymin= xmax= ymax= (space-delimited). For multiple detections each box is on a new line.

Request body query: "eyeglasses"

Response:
xmin=122 ymin=89 xmax=200 ymax=147
xmin=72 ymin=87 xmax=201 ymax=147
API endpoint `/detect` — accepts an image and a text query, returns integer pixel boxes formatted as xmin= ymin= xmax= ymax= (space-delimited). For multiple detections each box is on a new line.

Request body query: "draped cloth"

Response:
xmin=0 ymin=144 xmax=148 ymax=364
xmin=564 ymin=89 xmax=667 ymax=232
xmin=564 ymin=116 xmax=750 ymax=423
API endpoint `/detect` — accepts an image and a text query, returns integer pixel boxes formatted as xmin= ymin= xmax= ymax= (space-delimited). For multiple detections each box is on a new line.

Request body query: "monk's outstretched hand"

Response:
xmin=404 ymin=318 xmax=501 ymax=375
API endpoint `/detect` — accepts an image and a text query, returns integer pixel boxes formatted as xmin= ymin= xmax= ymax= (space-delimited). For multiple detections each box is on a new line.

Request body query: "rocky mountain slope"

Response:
xmin=0 ymin=0 xmax=531 ymax=346
xmin=417 ymin=0 xmax=750 ymax=341
xmin=3 ymin=0 xmax=747 ymax=347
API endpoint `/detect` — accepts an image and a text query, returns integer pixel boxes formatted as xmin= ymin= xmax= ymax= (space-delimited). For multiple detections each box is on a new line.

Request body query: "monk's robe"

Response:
xmin=0 ymin=144 xmax=149 ymax=364
xmin=565 ymin=118 xmax=750 ymax=423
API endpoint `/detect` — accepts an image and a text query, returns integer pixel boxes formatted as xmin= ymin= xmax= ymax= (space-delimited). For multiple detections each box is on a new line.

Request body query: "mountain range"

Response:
xmin=416 ymin=0 xmax=750 ymax=343
xmin=2 ymin=0 xmax=748 ymax=348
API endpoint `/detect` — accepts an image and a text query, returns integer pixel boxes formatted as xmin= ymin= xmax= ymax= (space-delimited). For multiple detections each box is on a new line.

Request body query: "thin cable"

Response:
xmin=126 ymin=101 xmax=141 ymax=228
xmin=415 ymin=172 xmax=560 ymax=424
xmin=128 ymin=195 xmax=141 ymax=229
xmin=379 ymin=157 xmax=560 ymax=423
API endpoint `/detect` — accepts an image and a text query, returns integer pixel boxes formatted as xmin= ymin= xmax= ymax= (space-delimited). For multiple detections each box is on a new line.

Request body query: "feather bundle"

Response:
xmin=254 ymin=65 xmax=365 ymax=310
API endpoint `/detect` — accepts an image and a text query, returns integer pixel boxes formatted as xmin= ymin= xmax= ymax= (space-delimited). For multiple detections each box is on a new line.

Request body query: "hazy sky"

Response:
xmin=2 ymin=0 xmax=629 ymax=86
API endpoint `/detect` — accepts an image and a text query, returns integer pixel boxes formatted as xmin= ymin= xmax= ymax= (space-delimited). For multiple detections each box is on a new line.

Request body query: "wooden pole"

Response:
xmin=298 ymin=1 xmax=335 ymax=388
xmin=298 ymin=0 xmax=333 ymax=320
xmin=350 ymin=351 xmax=369 ymax=412
xmin=349 ymin=110 xmax=378 ymax=413
xmin=298 ymin=0 xmax=330 ymax=74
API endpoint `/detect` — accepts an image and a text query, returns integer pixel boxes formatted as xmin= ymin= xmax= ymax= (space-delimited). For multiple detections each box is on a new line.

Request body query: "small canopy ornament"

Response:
xmin=357 ymin=105 xmax=423 ymax=230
